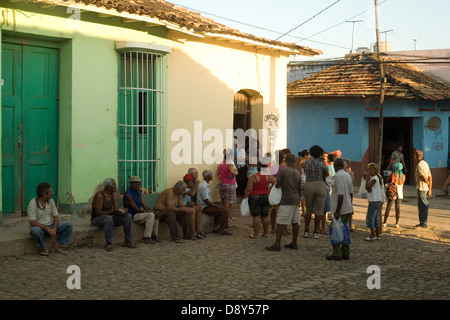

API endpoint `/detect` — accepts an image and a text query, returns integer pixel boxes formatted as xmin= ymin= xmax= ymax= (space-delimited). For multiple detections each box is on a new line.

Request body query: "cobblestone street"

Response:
xmin=0 ymin=193 xmax=449 ymax=305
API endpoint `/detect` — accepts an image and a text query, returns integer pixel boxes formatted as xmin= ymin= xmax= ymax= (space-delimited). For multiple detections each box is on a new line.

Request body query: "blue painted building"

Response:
xmin=287 ymin=53 xmax=450 ymax=187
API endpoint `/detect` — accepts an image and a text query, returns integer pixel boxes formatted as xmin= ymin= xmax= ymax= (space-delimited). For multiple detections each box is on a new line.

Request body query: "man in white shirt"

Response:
xmin=326 ymin=158 xmax=354 ymax=261
xmin=197 ymin=170 xmax=231 ymax=235
xmin=414 ymin=150 xmax=432 ymax=228
xmin=28 ymin=182 xmax=73 ymax=256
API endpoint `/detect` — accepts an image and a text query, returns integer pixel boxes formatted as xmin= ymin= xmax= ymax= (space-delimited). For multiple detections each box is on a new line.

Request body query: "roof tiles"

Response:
xmin=36 ymin=0 xmax=321 ymax=55
xmin=287 ymin=53 xmax=450 ymax=101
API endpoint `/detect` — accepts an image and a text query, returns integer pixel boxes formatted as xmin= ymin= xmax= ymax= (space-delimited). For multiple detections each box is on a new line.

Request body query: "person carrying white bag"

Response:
xmin=326 ymin=158 xmax=354 ymax=261
xmin=265 ymin=153 xmax=302 ymax=251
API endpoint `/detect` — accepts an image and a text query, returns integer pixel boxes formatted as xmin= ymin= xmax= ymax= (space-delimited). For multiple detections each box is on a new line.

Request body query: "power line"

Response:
xmin=274 ymin=0 xmax=341 ymax=41
xmin=171 ymin=1 xmax=350 ymax=50
xmin=295 ymin=0 xmax=390 ymax=44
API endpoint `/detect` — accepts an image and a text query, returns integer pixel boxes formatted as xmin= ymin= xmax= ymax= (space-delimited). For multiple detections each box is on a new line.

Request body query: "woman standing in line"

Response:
xmin=244 ymin=158 xmax=277 ymax=238
xmin=383 ymin=163 xmax=406 ymax=228
xmin=216 ymin=148 xmax=238 ymax=222
xmin=303 ymin=145 xmax=328 ymax=239
xmin=299 ymin=150 xmax=310 ymax=216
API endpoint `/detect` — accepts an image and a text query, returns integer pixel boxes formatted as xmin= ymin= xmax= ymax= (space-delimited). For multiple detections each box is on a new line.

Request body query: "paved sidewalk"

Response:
xmin=0 ymin=185 xmax=448 ymax=300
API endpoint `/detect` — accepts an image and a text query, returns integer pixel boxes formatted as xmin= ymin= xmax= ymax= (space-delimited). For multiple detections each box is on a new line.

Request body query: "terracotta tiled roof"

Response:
xmin=35 ymin=0 xmax=321 ymax=56
xmin=287 ymin=53 xmax=450 ymax=101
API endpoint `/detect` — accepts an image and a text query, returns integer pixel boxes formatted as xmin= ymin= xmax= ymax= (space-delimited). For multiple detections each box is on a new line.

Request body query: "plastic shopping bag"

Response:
xmin=358 ymin=177 xmax=368 ymax=199
xmin=328 ymin=216 xmax=352 ymax=245
xmin=329 ymin=216 xmax=344 ymax=245
xmin=268 ymin=186 xmax=282 ymax=205
xmin=240 ymin=198 xmax=250 ymax=217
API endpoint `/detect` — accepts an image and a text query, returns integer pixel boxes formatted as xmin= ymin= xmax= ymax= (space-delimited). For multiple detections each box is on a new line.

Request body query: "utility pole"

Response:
xmin=413 ymin=39 xmax=417 ymax=50
xmin=375 ymin=0 xmax=385 ymax=170
xmin=346 ymin=20 xmax=363 ymax=53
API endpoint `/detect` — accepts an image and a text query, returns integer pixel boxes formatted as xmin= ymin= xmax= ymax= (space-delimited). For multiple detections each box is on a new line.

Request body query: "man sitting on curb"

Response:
xmin=197 ymin=170 xmax=232 ymax=236
xmin=28 ymin=182 xmax=74 ymax=256
xmin=152 ymin=181 xmax=196 ymax=243
xmin=123 ymin=176 xmax=160 ymax=244
xmin=91 ymin=178 xmax=137 ymax=251
xmin=182 ymin=168 xmax=205 ymax=239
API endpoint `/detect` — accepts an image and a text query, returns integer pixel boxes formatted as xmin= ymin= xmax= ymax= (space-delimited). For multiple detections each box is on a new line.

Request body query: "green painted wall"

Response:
xmin=0 ymin=4 xmax=169 ymax=217
xmin=70 ymin=33 xmax=119 ymax=203
xmin=0 ymin=29 xmax=2 ymax=221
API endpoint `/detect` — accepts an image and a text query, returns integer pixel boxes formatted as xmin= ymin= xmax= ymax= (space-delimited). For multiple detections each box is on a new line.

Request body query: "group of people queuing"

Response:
xmin=239 ymin=144 xmax=354 ymax=260
xmin=26 ymin=139 xmax=434 ymax=259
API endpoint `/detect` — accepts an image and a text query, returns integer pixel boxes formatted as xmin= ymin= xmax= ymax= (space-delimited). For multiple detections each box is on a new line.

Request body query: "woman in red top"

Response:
xmin=244 ymin=159 xmax=277 ymax=238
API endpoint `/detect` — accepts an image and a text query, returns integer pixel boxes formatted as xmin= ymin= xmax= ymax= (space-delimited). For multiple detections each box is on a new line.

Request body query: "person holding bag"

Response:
xmin=326 ymin=158 xmax=354 ymax=261
xmin=244 ymin=157 xmax=277 ymax=239
xmin=265 ymin=153 xmax=302 ymax=251
xmin=383 ymin=163 xmax=406 ymax=228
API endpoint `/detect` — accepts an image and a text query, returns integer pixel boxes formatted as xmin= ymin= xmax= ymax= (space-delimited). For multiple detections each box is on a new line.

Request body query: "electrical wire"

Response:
xmin=274 ymin=0 xmax=341 ymax=41
xmin=171 ymin=2 xmax=350 ymax=50
xmin=295 ymin=0 xmax=390 ymax=44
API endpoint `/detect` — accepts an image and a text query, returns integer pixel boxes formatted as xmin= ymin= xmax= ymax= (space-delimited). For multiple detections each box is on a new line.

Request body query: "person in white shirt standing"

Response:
xmin=363 ymin=163 xmax=383 ymax=241
xmin=414 ymin=150 xmax=432 ymax=228
xmin=326 ymin=158 xmax=354 ymax=261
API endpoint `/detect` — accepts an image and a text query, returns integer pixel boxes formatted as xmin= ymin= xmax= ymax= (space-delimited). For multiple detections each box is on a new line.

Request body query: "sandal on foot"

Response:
xmin=249 ymin=233 xmax=260 ymax=239
xmin=104 ymin=244 xmax=114 ymax=251
xmin=265 ymin=245 xmax=281 ymax=251
xmin=122 ymin=241 xmax=137 ymax=248
xmin=219 ymin=231 xmax=232 ymax=236
xmin=50 ymin=248 xmax=67 ymax=254
xmin=284 ymin=243 xmax=298 ymax=250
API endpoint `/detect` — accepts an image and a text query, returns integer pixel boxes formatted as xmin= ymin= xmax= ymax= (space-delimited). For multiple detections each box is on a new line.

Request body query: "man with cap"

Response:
xmin=123 ymin=176 xmax=159 ymax=243
xmin=182 ymin=168 xmax=205 ymax=238
xmin=414 ymin=150 xmax=432 ymax=228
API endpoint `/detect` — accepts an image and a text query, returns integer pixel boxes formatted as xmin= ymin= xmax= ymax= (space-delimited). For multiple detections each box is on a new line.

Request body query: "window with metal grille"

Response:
xmin=118 ymin=51 xmax=165 ymax=193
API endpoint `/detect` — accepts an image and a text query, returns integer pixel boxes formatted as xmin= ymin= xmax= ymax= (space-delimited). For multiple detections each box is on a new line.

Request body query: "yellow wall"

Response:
xmin=166 ymin=39 xmax=289 ymax=199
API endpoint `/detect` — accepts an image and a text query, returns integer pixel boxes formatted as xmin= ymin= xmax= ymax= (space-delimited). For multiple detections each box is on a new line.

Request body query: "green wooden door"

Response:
xmin=1 ymin=43 xmax=58 ymax=216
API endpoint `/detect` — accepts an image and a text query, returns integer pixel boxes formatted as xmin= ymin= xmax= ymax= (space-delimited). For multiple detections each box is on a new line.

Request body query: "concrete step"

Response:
xmin=0 ymin=213 xmax=215 ymax=257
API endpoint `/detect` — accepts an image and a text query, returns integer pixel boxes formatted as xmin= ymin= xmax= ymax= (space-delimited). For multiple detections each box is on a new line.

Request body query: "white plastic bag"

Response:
xmin=268 ymin=186 xmax=282 ymax=205
xmin=358 ymin=177 xmax=368 ymax=199
xmin=240 ymin=198 xmax=250 ymax=217
xmin=330 ymin=216 xmax=344 ymax=243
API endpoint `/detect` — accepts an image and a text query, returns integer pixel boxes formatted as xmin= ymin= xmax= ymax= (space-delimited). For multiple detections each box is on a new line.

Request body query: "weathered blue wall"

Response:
xmin=287 ymin=98 xmax=450 ymax=172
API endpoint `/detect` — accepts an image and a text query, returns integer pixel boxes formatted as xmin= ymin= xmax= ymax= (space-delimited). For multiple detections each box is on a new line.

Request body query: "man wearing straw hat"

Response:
xmin=123 ymin=176 xmax=160 ymax=244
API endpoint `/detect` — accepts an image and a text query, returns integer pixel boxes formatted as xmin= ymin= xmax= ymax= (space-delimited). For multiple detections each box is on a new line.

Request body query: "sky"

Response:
xmin=171 ymin=0 xmax=450 ymax=60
